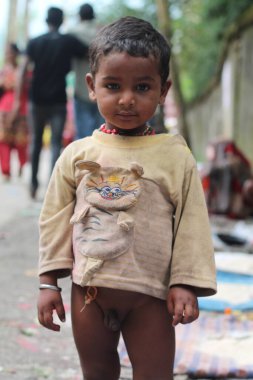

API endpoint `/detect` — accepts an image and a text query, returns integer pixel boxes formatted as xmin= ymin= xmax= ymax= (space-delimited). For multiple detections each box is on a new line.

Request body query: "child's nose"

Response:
xmin=118 ymin=91 xmax=135 ymax=107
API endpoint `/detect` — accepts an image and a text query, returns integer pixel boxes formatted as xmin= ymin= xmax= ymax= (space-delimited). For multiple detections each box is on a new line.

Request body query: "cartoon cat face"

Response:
xmin=76 ymin=161 xmax=143 ymax=210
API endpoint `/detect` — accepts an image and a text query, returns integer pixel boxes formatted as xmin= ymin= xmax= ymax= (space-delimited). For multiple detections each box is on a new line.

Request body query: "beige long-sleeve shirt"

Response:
xmin=39 ymin=131 xmax=217 ymax=300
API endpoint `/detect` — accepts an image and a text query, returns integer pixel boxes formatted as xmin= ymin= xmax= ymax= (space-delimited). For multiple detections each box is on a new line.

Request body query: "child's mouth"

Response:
xmin=117 ymin=112 xmax=137 ymax=119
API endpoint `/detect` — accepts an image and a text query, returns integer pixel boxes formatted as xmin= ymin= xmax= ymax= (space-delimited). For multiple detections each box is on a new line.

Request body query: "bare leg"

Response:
xmin=121 ymin=297 xmax=175 ymax=380
xmin=72 ymin=285 xmax=175 ymax=380
xmin=71 ymin=284 xmax=121 ymax=380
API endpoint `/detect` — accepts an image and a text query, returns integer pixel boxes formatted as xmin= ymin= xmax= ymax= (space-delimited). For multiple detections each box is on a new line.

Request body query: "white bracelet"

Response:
xmin=39 ymin=284 xmax=62 ymax=292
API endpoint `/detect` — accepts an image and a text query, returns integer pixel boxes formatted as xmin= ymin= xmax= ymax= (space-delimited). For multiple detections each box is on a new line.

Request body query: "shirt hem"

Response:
xmin=72 ymin=274 xmax=167 ymax=300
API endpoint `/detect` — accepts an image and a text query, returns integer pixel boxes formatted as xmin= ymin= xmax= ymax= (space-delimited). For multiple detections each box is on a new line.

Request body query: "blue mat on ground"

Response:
xmin=216 ymin=270 xmax=253 ymax=284
xmin=199 ymin=270 xmax=253 ymax=311
xmin=118 ymin=313 xmax=253 ymax=378
xmin=174 ymin=313 xmax=253 ymax=377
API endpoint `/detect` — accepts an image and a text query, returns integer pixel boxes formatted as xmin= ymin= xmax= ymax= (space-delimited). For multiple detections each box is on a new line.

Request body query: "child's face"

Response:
xmin=86 ymin=52 xmax=170 ymax=131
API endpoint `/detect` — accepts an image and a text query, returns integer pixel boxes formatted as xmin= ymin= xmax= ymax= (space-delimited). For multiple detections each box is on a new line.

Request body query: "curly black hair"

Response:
xmin=89 ymin=16 xmax=171 ymax=86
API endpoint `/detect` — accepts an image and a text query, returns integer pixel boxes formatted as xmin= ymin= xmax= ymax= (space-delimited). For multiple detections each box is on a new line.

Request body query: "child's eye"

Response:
xmin=106 ymin=83 xmax=120 ymax=90
xmin=136 ymin=83 xmax=150 ymax=92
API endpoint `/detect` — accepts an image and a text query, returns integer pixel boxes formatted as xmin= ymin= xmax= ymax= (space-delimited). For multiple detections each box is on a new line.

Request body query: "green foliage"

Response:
xmin=171 ymin=0 xmax=253 ymax=102
xmin=204 ymin=0 xmax=253 ymax=29
xmin=96 ymin=0 xmax=157 ymax=24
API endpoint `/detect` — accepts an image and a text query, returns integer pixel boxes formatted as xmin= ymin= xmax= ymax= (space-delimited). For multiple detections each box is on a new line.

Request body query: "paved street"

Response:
xmin=0 ymin=150 xmax=85 ymax=380
xmin=0 ymin=150 xmax=85 ymax=379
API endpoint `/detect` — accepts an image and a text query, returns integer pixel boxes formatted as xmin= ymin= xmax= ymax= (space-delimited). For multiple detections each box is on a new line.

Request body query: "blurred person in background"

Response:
xmin=69 ymin=3 xmax=103 ymax=139
xmin=202 ymin=138 xmax=252 ymax=218
xmin=15 ymin=7 xmax=88 ymax=199
xmin=0 ymin=43 xmax=29 ymax=180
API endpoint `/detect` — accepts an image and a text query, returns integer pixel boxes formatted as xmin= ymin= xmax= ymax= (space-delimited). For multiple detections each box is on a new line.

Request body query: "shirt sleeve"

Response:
xmin=38 ymin=146 xmax=76 ymax=277
xmin=170 ymin=154 xmax=217 ymax=297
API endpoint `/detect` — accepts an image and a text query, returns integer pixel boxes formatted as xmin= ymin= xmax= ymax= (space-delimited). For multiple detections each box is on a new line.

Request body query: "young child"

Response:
xmin=37 ymin=16 xmax=217 ymax=380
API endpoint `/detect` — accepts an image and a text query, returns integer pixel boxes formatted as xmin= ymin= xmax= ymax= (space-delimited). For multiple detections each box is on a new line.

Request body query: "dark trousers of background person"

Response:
xmin=28 ymin=103 xmax=66 ymax=196
xmin=73 ymin=96 xmax=103 ymax=139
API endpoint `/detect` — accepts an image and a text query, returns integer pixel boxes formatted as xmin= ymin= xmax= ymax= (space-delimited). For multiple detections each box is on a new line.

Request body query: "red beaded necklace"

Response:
xmin=99 ymin=124 xmax=155 ymax=136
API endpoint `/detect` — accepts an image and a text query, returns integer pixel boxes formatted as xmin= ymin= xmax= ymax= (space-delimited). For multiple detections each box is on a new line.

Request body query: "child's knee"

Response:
xmin=81 ymin=353 xmax=120 ymax=380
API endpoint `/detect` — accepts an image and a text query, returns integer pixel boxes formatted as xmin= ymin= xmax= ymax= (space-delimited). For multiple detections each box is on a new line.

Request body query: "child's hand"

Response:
xmin=167 ymin=285 xmax=199 ymax=327
xmin=37 ymin=289 xmax=66 ymax=332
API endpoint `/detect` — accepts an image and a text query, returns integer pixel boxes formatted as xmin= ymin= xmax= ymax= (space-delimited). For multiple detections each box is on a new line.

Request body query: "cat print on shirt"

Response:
xmin=70 ymin=161 xmax=144 ymax=284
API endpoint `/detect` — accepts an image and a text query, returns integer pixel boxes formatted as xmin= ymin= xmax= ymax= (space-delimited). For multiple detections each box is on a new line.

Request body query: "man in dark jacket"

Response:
xmin=15 ymin=7 xmax=87 ymax=198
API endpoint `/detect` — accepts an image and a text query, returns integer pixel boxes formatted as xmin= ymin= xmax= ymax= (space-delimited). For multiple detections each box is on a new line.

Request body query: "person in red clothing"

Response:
xmin=0 ymin=43 xmax=30 ymax=179
xmin=202 ymin=138 xmax=252 ymax=218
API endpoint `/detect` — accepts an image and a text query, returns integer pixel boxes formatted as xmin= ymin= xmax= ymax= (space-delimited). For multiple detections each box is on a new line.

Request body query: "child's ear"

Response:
xmin=86 ymin=73 xmax=96 ymax=102
xmin=159 ymin=79 xmax=172 ymax=105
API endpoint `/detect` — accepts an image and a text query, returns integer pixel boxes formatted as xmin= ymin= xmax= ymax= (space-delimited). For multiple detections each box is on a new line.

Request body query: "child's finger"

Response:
xmin=55 ymin=301 xmax=66 ymax=323
xmin=181 ymin=303 xmax=199 ymax=324
xmin=167 ymin=297 xmax=174 ymax=316
xmin=180 ymin=304 xmax=194 ymax=324
xmin=44 ymin=309 xmax=61 ymax=331
xmin=172 ymin=304 xmax=185 ymax=326
xmin=38 ymin=309 xmax=45 ymax=328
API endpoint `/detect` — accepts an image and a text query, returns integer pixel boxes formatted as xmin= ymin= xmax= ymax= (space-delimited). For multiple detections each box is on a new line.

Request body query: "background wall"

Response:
xmin=186 ymin=22 xmax=253 ymax=164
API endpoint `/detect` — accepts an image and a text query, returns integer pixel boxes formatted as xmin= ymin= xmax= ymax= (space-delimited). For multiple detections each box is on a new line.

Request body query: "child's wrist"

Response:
xmin=170 ymin=284 xmax=197 ymax=294
xmin=39 ymin=271 xmax=59 ymax=286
